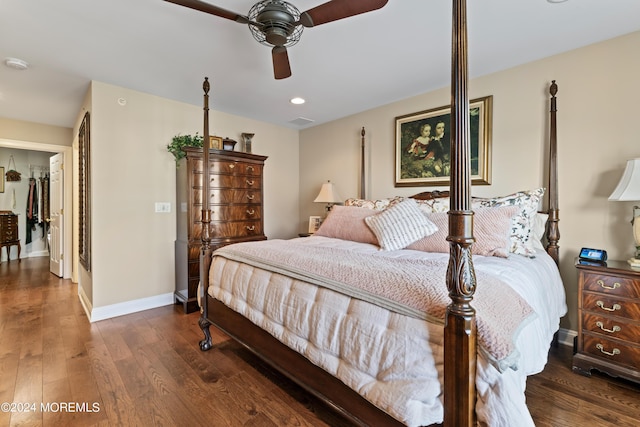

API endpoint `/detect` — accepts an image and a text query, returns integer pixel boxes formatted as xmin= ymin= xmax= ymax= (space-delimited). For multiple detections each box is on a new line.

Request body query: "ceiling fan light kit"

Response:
xmin=165 ymin=0 xmax=388 ymax=79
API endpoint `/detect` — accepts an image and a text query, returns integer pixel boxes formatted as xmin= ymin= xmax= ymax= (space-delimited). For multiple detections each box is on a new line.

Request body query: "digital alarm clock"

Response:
xmin=579 ymin=247 xmax=608 ymax=262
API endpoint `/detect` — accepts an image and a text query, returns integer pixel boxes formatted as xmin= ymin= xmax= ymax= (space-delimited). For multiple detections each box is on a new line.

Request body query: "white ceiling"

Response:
xmin=1 ymin=0 xmax=640 ymax=130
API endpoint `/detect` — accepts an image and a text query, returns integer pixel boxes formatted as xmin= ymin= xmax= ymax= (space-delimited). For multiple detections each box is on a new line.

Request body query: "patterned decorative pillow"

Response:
xmin=388 ymin=196 xmax=450 ymax=213
xmin=344 ymin=198 xmax=391 ymax=211
xmin=314 ymin=206 xmax=378 ymax=245
xmin=472 ymin=188 xmax=545 ymax=257
xmin=364 ymin=198 xmax=438 ymax=251
xmin=407 ymin=206 xmax=520 ymax=258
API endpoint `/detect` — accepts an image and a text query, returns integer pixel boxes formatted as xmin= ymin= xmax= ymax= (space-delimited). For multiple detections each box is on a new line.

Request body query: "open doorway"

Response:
xmin=0 ymin=139 xmax=73 ymax=280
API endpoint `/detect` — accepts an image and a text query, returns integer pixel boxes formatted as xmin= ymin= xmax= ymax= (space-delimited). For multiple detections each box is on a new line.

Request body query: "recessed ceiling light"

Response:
xmin=290 ymin=97 xmax=305 ymax=105
xmin=547 ymin=0 xmax=568 ymax=3
xmin=4 ymin=57 xmax=29 ymax=71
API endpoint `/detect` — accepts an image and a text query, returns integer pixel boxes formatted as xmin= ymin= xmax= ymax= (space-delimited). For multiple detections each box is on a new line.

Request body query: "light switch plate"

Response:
xmin=155 ymin=202 xmax=171 ymax=213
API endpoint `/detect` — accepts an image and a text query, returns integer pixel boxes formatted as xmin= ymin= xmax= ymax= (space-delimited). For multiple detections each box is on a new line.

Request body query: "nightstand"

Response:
xmin=573 ymin=259 xmax=640 ymax=384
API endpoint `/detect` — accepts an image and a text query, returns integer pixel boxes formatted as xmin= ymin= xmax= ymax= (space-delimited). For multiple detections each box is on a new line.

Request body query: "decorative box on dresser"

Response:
xmin=0 ymin=211 xmax=21 ymax=262
xmin=573 ymin=259 xmax=640 ymax=384
xmin=175 ymin=147 xmax=267 ymax=313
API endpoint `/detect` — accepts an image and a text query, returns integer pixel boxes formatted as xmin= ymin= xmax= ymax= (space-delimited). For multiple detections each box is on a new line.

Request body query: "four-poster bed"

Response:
xmin=195 ymin=1 xmax=564 ymax=426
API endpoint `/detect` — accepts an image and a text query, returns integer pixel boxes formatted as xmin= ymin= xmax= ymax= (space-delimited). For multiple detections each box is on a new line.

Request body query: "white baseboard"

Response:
xmin=77 ymin=285 xmax=93 ymax=320
xmin=27 ymin=250 xmax=49 ymax=258
xmin=556 ymin=327 xmax=577 ymax=348
xmin=88 ymin=292 xmax=174 ymax=323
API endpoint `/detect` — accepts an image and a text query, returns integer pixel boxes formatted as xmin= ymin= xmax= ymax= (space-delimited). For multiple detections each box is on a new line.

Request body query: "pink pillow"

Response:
xmin=314 ymin=206 xmax=378 ymax=245
xmin=407 ymin=206 xmax=520 ymax=258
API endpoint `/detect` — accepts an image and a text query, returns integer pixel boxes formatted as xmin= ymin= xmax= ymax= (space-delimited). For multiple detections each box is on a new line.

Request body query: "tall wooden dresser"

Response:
xmin=175 ymin=147 xmax=267 ymax=313
xmin=0 ymin=211 xmax=21 ymax=262
xmin=573 ymin=259 xmax=640 ymax=384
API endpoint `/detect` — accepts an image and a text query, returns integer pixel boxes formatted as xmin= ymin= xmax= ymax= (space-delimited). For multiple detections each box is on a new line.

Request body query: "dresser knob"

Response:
xmin=596 ymin=343 xmax=620 ymax=357
xmin=597 ymin=279 xmax=620 ymax=290
xmin=247 ymin=166 xmax=254 ymax=172
xmin=246 ymin=179 xmax=255 ymax=186
xmin=596 ymin=300 xmax=621 ymax=312
xmin=246 ymin=209 xmax=255 ymax=215
xmin=246 ymin=226 xmax=255 ymax=231
xmin=246 ymin=194 xmax=255 ymax=200
xmin=229 ymin=164 xmax=235 ymax=169
xmin=595 ymin=321 xmax=621 ymax=334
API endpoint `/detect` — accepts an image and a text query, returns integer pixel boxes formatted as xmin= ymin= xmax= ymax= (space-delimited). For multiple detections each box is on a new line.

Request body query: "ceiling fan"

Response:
xmin=164 ymin=0 xmax=388 ymax=79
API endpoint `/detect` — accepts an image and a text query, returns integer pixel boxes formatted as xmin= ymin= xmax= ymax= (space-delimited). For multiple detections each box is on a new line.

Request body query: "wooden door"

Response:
xmin=49 ymin=153 xmax=64 ymax=277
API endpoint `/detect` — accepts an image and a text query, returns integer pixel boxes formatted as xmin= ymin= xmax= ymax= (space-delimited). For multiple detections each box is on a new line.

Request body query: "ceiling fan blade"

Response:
xmin=163 ymin=0 xmax=249 ymax=24
xmin=298 ymin=0 xmax=388 ymax=28
xmin=272 ymin=46 xmax=292 ymax=80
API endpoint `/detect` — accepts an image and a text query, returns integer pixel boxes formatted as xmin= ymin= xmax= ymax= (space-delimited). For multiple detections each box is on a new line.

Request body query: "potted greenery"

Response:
xmin=167 ymin=133 xmax=204 ymax=165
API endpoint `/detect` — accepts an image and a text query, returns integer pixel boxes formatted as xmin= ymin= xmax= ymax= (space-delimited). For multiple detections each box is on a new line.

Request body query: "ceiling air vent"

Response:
xmin=289 ymin=117 xmax=314 ymax=126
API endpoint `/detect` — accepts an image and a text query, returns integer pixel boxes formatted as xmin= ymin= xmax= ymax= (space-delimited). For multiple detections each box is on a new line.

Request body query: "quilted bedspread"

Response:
xmin=206 ymin=236 xmax=566 ymax=427
xmin=213 ymin=239 xmax=533 ymax=370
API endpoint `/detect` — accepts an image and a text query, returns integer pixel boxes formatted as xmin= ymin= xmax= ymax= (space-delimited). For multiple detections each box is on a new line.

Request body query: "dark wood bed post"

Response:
xmin=198 ymin=77 xmax=214 ymax=351
xmin=444 ymin=0 xmax=477 ymax=426
xmin=547 ymin=81 xmax=560 ymax=264
xmin=360 ymin=126 xmax=366 ymax=199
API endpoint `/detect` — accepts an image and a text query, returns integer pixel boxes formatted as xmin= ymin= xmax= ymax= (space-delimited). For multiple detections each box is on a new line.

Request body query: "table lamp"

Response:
xmin=314 ymin=180 xmax=343 ymax=214
xmin=609 ymin=158 xmax=640 ymax=267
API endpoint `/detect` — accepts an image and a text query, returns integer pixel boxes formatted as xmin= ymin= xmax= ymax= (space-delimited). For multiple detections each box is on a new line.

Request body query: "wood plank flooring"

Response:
xmin=1 ymin=257 xmax=639 ymax=426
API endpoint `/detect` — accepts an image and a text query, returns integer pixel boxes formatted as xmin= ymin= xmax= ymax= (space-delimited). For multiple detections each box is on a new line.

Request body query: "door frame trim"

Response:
xmin=0 ymin=139 xmax=73 ymax=280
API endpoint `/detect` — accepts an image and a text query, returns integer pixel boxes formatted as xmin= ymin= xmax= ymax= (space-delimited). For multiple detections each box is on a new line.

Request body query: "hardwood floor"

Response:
xmin=1 ymin=257 xmax=639 ymax=426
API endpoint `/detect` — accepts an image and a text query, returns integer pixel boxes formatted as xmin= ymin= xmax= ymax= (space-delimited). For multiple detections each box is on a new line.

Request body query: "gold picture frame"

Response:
xmin=209 ymin=136 xmax=223 ymax=150
xmin=395 ymin=95 xmax=492 ymax=187
xmin=0 ymin=167 xmax=4 ymax=193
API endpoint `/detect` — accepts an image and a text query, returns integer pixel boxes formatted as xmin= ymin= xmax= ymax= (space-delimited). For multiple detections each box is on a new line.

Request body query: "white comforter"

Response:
xmin=207 ymin=236 xmax=567 ymax=427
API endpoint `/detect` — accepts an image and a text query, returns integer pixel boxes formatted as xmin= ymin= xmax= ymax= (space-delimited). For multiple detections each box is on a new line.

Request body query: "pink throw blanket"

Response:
xmin=213 ymin=239 xmax=534 ymax=370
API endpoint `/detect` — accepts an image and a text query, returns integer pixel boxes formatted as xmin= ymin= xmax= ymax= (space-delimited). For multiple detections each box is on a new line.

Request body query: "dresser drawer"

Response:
xmin=582 ymin=333 xmax=640 ymax=371
xmin=582 ymin=312 xmax=640 ymax=342
xmin=192 ymin=188 xmax=262 ymax=205
xmin=582 ymin=293 xmax=640 ymax=319
xmin=583 ymin=273 xmax=640 ymax=299
xmin=190 ymin=221 xmax=263 ymax=239
xmin=191 ymin=205 xmax=262 ymax=223
xmin=192 ymin=159 xmax=263 ymax=176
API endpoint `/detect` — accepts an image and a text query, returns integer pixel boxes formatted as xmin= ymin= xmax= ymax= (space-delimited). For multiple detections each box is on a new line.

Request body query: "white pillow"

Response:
xmin=365 ymin=198 xmax=438 ymax=251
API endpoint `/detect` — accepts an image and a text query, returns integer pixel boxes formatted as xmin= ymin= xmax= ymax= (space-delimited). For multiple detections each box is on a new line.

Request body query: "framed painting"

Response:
xmin=209 ymin=136 xmax=223 ymax=150
xmin=0 ymin=167 xmax=4 ymax=193
xmin=394 ymin=95 xmax=492 ymax=187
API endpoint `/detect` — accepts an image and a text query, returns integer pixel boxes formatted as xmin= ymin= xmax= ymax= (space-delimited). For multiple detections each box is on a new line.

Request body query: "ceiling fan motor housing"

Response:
xmin=249 ymin=0 xmax=302 ymax=47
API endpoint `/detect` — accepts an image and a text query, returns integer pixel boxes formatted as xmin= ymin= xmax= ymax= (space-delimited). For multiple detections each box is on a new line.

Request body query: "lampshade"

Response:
xmin=609 ymin=158 xmax=640 ymax=201
xmin=314 ymin=181 xmax=343 ymax=204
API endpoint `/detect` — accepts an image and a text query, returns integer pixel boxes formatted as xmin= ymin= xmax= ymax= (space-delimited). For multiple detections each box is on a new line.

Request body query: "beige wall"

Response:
xmin=85 ymin=81 xmax=299 ymax=311
xmin=0 ymin=117 xmax=72 ymax=146
xmin=299 ymin=31 xmax=640 ymax=332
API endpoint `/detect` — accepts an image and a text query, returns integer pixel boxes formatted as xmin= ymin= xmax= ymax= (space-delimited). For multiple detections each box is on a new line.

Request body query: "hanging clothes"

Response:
xmin=40 ymin=175 xmax=50 ymax=238
xmin=26 ymin=177 xmax=39 ymax=244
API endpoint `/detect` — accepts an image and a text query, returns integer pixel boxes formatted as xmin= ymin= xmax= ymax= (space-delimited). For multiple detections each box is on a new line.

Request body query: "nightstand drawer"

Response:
xmin=582 ymin=293 xmax=640 ymax=320
xmin=583 ymin=274 xmax=640 ymax=298
xmin=582 ymin=333 xmax=640 ymax=371
xmin=582 ymin=312 xmax=640 ymax=342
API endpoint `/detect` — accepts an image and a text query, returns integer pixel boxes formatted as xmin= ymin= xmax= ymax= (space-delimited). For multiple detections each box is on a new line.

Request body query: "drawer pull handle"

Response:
xmin=247 ymin=194 xmax=255 ymax=200
xmin=247 ymin=166 xmax=254 ymax=172
xmin=595 ymin=321 xmax=621 ymax=334
xmin=229 ymin=164 xmax=235 ymax=169
xmin=596 ymin=301 xmax=621 ymax=312
xmin=596 ymin=344 xmax=620 ymax=357
xmin=246 ymin=209 xmax=255 ymax=215
xmin=210 ymin=177 xmax=215 ymax=182
xmin=246 ymin=226 xmax=255 ymax=231
xmin=597 ymin=280 xmax=620 ymax=290
xmin=596 ymin=300 xmax=622 ymax=311
xmin=246 ymin=179 xmax=255 ymax=186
